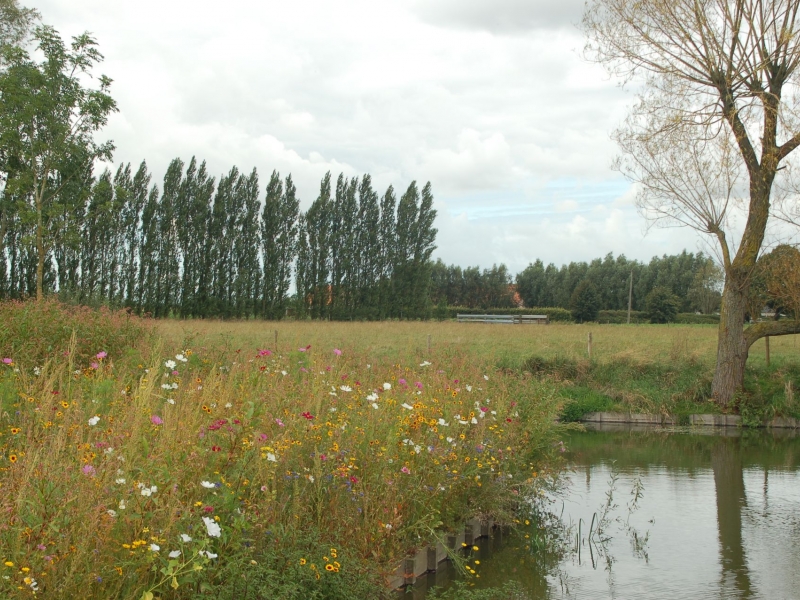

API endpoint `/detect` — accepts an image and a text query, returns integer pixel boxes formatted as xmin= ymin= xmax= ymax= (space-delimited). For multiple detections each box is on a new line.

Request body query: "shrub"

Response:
xmin=569 ymin=281 xmax=600 ymax=323
xmin=645 ymin=287 xmax=680 ymax=324
xmin=0 ymin=299 xmax=154 ymax=368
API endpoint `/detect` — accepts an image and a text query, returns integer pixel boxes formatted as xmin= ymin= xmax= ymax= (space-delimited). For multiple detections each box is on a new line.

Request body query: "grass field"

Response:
xmin=155 ymin=320 xmax=799 ymax=370
xmin=156 ymin=319 xmax=800 ymax=423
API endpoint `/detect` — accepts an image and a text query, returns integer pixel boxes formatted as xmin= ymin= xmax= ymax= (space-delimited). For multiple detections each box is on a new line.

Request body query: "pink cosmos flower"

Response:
xmin=275 ymin=418 xmax=284 ymax=427
xmin=333 ymin=348 xmax=342 ymax=356
xmin=150 ymin=415 xmax=164 ymax=425
xmin=96 ymin=351 xmax=107 ymax=360
xmin=415 ymin=382 xmax=423 ymax=390
xmin=401 ymin=466 xmax=411 ymax=474
xmin=82 ymin=465 xmax=96 ymax=476
xmin=90 ymin=362 xmax=99 ymax=370
xmin=2 ymin=358 xmax=12 ymax=365
xmin=258 ymin=349 xmax=272 ymax=357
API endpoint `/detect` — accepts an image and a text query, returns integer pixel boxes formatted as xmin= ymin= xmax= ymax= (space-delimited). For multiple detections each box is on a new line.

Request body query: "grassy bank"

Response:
xmin=0 ymin=303 xmax=562 ymax=599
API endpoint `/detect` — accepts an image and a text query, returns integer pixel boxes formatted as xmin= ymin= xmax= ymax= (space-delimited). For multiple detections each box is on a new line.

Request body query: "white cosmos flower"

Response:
xmin=170 ymin=382 xmax=178 ymax=389
xmin=115 ymin=477 xmax=126 ymax=485
xmin=446 ymin=437 xmax=454 ymax=443
xmin=161 ymin=384 xmax=172 ymax=390
xmin=484 ymin=375 xmax=489 ymax=380
xmin=438 ymin=419 xmax=449 ymax=426
xmin=167 ymin=398 xmax=175 ymax=404
xmin=88 ymin=416 xmax=100 ymax=426
xmin=176 ymin=354 xmax=188 ymax=362
xmin=200 ymin=481 xmax=216 ymax=489
xmin=119 ymin=499 xmax=126 ymax=510
xmin=165 ymin=360 xmax=176 ymax=369
xmin=419 ymin=361 xmax=431 ymax=367
xmin=202 ymin=517 xmax=222 ymax=538
xmin=340 ymin=385 xmax=352 ymax=392
xmin=466 ymin=385 xmax=472 ymax=392
xmin=180 ymin=534 xmax=192 ymax=543
xmin=366 ymin=393 xmax=378 ymax=402
xmin=266 ymin=453 xmax=277 ymax=462
xmin=471 ymin=417 xmax=478 ymax=424
xmin=169 ymin=550 xmax=181 ymax=558
xmin=150 ymin=543 xmax=160 ymax=552
xmin=107 ymin=509 xmax=117 ymax=518
xmin=199 ymin=550 xmax=218 ymax=559
xmin=383 ymin=383 xmax=391 ymax=390
xmin=401 ymin=403 xmax=414 ymax=410
xmin=371 ymin=403 xmax=379 ymax=410
xmin=281 ymin=370 xmax=287 ymax=376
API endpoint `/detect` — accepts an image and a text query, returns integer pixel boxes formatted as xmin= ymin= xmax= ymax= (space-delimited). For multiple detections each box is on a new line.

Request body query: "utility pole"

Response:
xmin=627 ymin=270 xmax=633 ymax=324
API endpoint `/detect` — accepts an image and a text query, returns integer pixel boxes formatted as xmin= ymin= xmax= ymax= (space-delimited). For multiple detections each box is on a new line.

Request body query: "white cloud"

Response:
xmin=32 ymin=0 xmax=707 ymax=266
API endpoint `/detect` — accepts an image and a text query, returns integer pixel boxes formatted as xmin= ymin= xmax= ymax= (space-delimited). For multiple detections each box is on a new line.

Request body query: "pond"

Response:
xmin=405 ymin=424 xmax=800 ymax=599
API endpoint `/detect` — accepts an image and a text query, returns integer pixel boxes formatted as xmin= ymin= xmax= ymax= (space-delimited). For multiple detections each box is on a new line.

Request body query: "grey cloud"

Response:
xmin=411 ymin=0 xmax=586 ymax=34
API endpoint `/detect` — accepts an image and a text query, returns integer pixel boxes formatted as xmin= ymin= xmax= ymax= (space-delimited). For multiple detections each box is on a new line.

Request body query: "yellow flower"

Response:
xmin=20 ymin=567 xmax=29 ymax=572
xmin=472 ymin=545 xmax=479 ymax=551
xmin=4 ymin=561 xmax=13 ymax=567
xmin=299 ymin=558 xmax=307 ymax=565
xmin=325 ymin=563 xmax=335 ymax=572
xmin=10 ymin=427 xmax=20 ymax=435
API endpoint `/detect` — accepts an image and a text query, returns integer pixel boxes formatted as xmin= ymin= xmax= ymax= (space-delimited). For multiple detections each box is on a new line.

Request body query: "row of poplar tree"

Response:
xmin=0 ymin=157 xmax=438 ymax=319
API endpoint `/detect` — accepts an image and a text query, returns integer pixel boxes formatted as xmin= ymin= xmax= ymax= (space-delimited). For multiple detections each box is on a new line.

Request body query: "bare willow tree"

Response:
xmin=584 ymin=0 xmax=800 ymax=405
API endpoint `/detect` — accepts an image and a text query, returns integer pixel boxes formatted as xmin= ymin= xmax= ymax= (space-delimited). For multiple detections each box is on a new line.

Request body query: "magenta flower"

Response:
xmin=150 ymin=415 xmax=164 ymax=425
xmin=258 ymin=349 xmax=272 ymax=357
xmin=96 ymin=351 xmax=107 ymax=360
xmin=399 ymin=378 xmax=407 ymax=386
xmin=90 ymin=362 xmax=99 ymax=370
xmin=82 ymin=465 xmax=96 ymax=476
xmin=401 ymin=466 xmax=411 ymax=474
xmin=333 ymin=348 xmax=342 ymax=356
xmin=415 ymin=381 xmax=423 ymax=389
xmin=275 ymin=418 xmax=285 ymax=427
xmin=2 ymin=358 xmax=12 ymax=365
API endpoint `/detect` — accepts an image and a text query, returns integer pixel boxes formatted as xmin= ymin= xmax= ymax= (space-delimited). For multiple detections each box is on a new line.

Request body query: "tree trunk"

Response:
xmin=36 ymin=199 xmax=44 ymax=302
xmin=711 ymin=279 xmax=749 ymax=406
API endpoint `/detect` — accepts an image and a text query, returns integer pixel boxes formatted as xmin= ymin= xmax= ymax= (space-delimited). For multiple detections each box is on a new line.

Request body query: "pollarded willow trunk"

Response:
xmin=711 ymin=279 xmax=749 ymax=407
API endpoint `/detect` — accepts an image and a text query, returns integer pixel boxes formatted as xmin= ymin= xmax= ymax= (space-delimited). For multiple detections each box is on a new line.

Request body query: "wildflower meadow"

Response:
xmin=0 ymin=302 xmax=563 ymax=599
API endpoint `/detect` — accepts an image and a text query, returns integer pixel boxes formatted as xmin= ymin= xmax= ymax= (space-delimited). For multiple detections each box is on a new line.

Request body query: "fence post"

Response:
xmin=274 ymin=329 xmax=278 ymax=350
xmin=766 ymin=335 xmax=771 ymax=367
xmin=427 ymin=334 xmax=431 ymax=354
xmin=588 ymin=332 xmax=593 ymax=360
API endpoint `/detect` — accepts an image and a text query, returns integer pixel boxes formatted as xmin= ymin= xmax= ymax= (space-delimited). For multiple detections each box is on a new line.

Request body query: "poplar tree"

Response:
xmin=377 ymin=185 xmax=397 ymax=318
xmin=261 ymin=171 xmax=299 ymax=319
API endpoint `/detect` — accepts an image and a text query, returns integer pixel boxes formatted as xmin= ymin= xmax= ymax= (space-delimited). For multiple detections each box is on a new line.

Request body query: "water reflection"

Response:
xmin=713 ymin=437 xmax=752 ymax=598
xmin=410 ymin=425 xmax=800 ymax=599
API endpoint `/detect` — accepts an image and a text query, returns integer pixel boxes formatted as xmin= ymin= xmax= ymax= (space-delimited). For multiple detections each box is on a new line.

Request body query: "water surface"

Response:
xmin=408 ymin=424 xmax=800 ymax=599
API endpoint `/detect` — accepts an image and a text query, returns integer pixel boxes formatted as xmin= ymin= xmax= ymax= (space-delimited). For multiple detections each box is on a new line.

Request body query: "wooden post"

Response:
xmin=765 ymin=335 xmax=770 ymax=367
xmin=427 ymin=334 xmax=431 ymax=354
xmin=588 ymin=332 xmax=593 ymax=359
xmin=274 ymin=329 xmax=278 ymax=350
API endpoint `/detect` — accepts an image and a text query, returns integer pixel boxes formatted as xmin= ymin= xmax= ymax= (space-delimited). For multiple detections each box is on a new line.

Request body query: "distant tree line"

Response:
xmin=431 ymin=251 xmax=724 ymax=316
xmin=0 ymin=158 xmax=438 ymax=319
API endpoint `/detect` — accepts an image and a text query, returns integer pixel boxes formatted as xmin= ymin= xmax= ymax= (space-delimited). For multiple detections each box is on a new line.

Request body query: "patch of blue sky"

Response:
xmin=442 ymin=177 xmax=632 ymax=221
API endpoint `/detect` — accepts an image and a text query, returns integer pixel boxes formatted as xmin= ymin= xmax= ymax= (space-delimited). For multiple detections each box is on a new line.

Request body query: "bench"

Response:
xmin=456 ymin=314 xmax=549 ymax=325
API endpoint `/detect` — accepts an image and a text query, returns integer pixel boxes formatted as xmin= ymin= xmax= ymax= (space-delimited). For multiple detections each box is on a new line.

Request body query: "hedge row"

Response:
xmin=446 ymin=306 xmax=719 ymax=324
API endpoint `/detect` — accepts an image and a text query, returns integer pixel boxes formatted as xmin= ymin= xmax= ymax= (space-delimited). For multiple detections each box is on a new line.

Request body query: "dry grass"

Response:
xmin=154 ymin=320 xmax=799 ymax=369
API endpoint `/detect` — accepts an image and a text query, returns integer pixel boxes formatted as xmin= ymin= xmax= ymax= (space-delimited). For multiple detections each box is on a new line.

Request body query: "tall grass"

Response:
xmin=0 ymin=304 xmax=562 ymax=599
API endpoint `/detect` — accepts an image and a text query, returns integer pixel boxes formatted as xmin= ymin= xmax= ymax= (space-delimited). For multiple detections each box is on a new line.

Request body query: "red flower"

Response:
xmin=211 ymin=446 xmax=221 ymax=452
xmin=301 ymin=411 xmax=314 ymax=420
xmin=203 ymin=505 xmax=214 ymax=513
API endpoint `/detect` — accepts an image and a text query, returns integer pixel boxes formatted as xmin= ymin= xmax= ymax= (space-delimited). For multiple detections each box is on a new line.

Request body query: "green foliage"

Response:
xmin=645 ymin=286 xmax=680 ymax=323
xmin=0 ymin=299 xmax=153 ymax=366
xmin=0 ymin=24 xmax=117 ymax=299
xmin=569 ymin=280 xmax=600 ymax=323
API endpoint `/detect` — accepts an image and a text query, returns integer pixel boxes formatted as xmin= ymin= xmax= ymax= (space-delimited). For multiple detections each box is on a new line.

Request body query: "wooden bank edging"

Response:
xmin=580 ymin=411 xmax=800 ymax=428
xmin=387 ymin=517 xmax=493 ymax=590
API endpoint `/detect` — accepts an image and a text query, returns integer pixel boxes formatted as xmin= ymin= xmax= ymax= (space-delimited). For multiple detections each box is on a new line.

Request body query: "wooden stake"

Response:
xmin=765 ymin=335 xmax=770 ymax=367
xmin=588 ymin=332 xmax=593 ymax=359
xmin=274 ymin=329 xmax=278 ymax=350
xmin=427 ymin=334 xmax=431 ymax=354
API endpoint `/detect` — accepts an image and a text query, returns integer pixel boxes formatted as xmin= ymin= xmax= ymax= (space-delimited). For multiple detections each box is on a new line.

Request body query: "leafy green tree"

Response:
xmin=354 ymin=174 xmax=380 ymax=318
xmin=645 ymin=286 xmax=680 ymax=324
xmin=0 ymin=0 xmax=37 ymax=53
xmin=261 ymin=171 xmax=299 ymax=319
xmin=377 ymin=185 xmax=397 ymax=318
xmin=570 ymin=280 xmax=600 ymax=323
xmin=0 ymin=25 xmax=116 ymax=300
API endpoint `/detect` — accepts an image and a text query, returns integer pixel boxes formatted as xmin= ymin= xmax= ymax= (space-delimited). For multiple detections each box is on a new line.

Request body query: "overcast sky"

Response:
xmin=32 ymin=0 xmax=708 ymax=273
